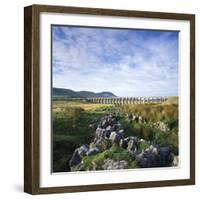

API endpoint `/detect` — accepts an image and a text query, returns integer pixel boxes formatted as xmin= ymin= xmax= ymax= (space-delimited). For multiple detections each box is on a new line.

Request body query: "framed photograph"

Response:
xmin=24 ymin=4 xmax=195 ymax=194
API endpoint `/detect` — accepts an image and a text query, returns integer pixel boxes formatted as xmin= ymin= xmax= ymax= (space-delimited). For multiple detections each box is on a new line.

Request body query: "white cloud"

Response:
xmin=52 ymin=26 xmax=178 ymax=97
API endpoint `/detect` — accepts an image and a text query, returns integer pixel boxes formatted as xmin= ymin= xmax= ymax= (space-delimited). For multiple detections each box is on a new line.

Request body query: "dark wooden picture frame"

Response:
xmin=24 ymin=4 xmax=195 ymax=195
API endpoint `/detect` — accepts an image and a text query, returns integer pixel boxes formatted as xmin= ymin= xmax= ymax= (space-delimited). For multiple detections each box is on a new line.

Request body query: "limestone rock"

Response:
xmin=102 ymin=159 xmax=128 ymax=170
xmin=78 ymin=144 xmax=89 ymax=156
xmin=87 ymin=147 xmax=100 ymax=156
xmin=69 ymin=149 xmax=82 ymax=168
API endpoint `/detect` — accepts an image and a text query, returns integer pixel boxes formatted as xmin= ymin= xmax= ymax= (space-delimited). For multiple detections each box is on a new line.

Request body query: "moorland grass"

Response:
xmin=53 ymin=100 xmax=178 ymax=172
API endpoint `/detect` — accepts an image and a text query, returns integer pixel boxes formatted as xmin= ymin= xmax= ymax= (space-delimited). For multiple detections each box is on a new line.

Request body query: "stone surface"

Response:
xmin=102 ymin=159 xmax=128 ymax=170
xmin=109 ymin=131 xmax=119 ymax=144
xmin=86 ymin=147 xmax=100 ymax=156
xmin=136 ymin=145 xmax=173 ymax=168
xmin=153 ymin=121 xmax=170 ymax=132
xmin=78 ymin=144 xmax=89 ymax=156
xmin=127 ymin=138 xmax=138 ymax=152
xmin=69 ymin=112 xmax=177 ymax=171
xmin=69 ymin=149 xmax=82 ymax=167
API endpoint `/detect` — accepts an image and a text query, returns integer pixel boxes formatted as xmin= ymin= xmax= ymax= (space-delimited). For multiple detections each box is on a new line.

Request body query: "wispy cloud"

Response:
xmin=52 ymin=26 xmax=178 ymax=97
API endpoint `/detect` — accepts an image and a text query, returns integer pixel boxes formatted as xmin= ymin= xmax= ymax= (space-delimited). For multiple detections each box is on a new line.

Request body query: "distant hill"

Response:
xmin=53 ymin=88 xmax=116 ymax=98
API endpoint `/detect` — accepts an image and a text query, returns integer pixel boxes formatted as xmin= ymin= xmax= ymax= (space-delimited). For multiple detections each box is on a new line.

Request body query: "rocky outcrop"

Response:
xmin=69 ymin=113 xmax=177 ymax=171
xmin=136 ymin=146 xmax=173 ymax=168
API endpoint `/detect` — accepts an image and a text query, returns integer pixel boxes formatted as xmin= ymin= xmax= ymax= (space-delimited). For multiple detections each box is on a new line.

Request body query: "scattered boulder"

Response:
xmin=78 ymin=144 xmax=89 ymax=156
xmin=89 ymin=142 xmax=96 ymax=149
xmin=136 ymin=151 xmax=156 ymax=168
xmin=153 ymin=121 xmax=170 ymax=132
xmin=126 ymin=113 xmax=146 ymax=124
xmin=127 ymin=137 xmax=138 ymax=153
xmin=136 ymin=145 xmax=174 ymax=168
xmin=111 ymin=124 xmax=120 ymax=131
xmin=118 ymin=129 xmax=124 ymax=139
xmin=101 ymin=119 xmax=109 ymax=128
xmin=105 ymin=128 xmax=111 ymax=138
xmin=149 ymin=145 xmax=159 ymax=155
xmin=106 ymin=125 xmax=112 ymax=131
xmin=69 ymin=149 xmax=82 ymax=167
xmin=87 ymin=147 xmax=100 ymax=156
xmin=95 ymin=127 xmax=102 ymax=137
xmin=109 ymin=131 xmax=120 ymax=144
xmin=102 ymin=159 xmax=128 ymax=170
xmin=119 ymin=138 xmax=130 ymax=149
xmin=94 ymin=137 xmax=105 ymax=149
xmin=159 ymin=146 xmax=173 ymax=166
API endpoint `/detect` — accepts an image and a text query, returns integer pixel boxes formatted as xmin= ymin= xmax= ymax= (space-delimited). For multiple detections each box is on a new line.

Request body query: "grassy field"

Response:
xmin=52 ymin=99 xmax=178 ymax=172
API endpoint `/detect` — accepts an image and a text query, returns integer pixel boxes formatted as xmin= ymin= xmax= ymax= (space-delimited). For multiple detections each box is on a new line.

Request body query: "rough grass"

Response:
xmin=118 ymin=103 xmax=178 ymax=122
xmin=53 ymin=99 xmax=178 ymax=172
xmin=163 ymin=96 xmax=178 ymax=105
xmin=53 ymin=101 xmax=114 ymax=112
xmin=139 ymin=140 xmax=151 ymax=151
xmin=53 ymin=101 xmax=116 ymax=172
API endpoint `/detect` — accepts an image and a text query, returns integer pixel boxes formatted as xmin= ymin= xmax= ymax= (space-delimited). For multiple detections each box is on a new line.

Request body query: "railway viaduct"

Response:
xmin=86 ymin=97 xmax=167 ymax=104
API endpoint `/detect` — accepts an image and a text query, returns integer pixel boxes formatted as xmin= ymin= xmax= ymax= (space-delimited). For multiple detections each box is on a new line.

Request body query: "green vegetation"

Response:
xmin=139 ymin=140 xmax=151 ymax=151
xmin=53 ymin=100 xmax=178 ymax=172
xmin=82 ymin=144 xmax=138 ymax=170
xmin=118 ymin=102 xmax=178 ymax=122
xmin=53 ymin=101 xmax=115 ymax=172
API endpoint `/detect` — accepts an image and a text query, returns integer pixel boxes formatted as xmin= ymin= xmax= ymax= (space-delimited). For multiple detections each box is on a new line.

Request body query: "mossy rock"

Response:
xmin=82 ymin=144 xmax=136 ymax=170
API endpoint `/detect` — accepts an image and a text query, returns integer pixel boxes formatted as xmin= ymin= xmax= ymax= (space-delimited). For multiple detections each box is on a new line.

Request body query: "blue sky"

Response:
xmin=52 ymin=25 xmax=178 ymax=97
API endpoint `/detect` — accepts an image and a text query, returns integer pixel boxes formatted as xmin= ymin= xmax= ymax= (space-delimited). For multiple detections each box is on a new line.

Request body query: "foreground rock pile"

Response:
xmin=69 ymin=113 xmax=177 ymax=171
